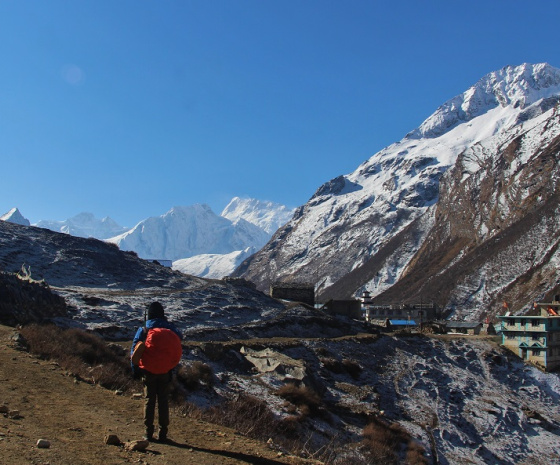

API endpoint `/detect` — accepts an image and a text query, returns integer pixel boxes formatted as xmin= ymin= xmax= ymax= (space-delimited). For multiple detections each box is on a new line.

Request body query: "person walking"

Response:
xmin=131 ymin=301 xmax=182 ymax=442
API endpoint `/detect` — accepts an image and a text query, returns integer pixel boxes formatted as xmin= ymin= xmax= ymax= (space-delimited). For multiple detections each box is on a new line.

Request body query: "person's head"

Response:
xmin=147 ymin=301 xmax=165 ymax=320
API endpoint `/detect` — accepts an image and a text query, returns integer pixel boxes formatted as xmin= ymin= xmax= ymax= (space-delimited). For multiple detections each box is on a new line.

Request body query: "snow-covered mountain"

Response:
xmin=34 ymin=212 xmax=128 ymax=239
xmin=108 ymin=204 xmax=270 ymax=262
xmin=221 ymin=197 xmax=295 ymax=235
xmin=0 ymin=208 xmax=30 ymax=226
xmin=234 ymin=63 xmax=560 ymax=320
xmin=28 ymin=198 xmax=292 ymax=279
xmin=173 ymin=246 xmax=256 ymax=279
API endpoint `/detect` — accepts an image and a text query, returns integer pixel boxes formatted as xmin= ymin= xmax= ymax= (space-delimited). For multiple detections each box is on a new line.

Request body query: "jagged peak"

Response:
xmin=412 ymin=62 xmax=560 ymax=139
xmin=0 ymin=207 xmax=30 ymax=226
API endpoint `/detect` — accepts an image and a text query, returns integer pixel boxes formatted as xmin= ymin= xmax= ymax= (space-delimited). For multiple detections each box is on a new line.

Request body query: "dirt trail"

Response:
xmin=0 ymin=325 xmax=315 ymax=465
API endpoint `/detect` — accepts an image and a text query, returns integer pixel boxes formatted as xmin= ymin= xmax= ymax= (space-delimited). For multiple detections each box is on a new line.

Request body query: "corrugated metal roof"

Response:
xmin=447 ymin=322 xmax=482 ymax=328
xmin=389 ymin=320 xmax=417 ymax=326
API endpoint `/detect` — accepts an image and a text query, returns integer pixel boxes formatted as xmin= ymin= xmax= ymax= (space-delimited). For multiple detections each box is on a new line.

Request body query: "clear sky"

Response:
xmin=1 ymin=1 xmax=559 ymax=227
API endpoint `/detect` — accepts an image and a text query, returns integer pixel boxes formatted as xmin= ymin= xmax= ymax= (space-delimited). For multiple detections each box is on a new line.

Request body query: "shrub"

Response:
xmin=406 ymin=441 xmax=429 ymax=465
xmin=361 ymin=418 xmax=427 ymax=465
xmin=342 ymin=358 xmax=362 ymax=379
xmin=203 ymin=394 xmax=282 ymax=440
xmin=276 ymin=383 xmax=321 ymax=416
xmin=174 ymin=361 xmax=214 ymax=391
xmin=19 ymin=324 xmax=137 ymax=392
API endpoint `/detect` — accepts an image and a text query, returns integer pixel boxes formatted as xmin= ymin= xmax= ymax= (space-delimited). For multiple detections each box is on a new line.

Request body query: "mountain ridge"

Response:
xmin=234 ymin=62 xmax=560 ymax=320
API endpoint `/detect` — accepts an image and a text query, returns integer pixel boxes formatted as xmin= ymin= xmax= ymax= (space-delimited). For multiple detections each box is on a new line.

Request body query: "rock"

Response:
xmin=124 ymin=439 xmax=149 ymax=451
xmin=104 ymin=434 xmax=121 ymax=446
xmin=0 ymin=405 xmax=8 ymax=414
xmin=8 ymin=409 xmax=20 ymax=419
xmin=36 ymin=439 xmax=51 ymax=448
xmin=240 ymin=347 xmax=307 ymax=381
xmin=10 ymin=332 xmax=28 ymax=349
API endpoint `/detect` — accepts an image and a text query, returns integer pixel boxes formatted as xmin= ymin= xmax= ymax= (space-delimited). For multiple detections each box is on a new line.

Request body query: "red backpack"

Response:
xmin=139 ymin=328 xmax=182 ymax=374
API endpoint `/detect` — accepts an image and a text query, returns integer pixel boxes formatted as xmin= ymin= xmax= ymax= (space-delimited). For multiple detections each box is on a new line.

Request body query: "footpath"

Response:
xmin=0 ymin=324 xmax=313 ymax=465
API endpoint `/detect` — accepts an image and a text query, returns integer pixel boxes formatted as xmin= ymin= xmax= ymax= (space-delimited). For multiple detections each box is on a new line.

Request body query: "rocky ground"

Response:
xmin=2 ymin=221 xmax=560 ymax=464
xmin=0 ymin=324 xmax=316 ymax=465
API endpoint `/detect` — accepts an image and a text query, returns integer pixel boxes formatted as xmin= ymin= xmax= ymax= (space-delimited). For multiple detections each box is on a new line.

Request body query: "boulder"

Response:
xmin=240 ymin=347 xmax=307 ymax=381
xmin=124 ymin=439 xmax=149 ymax=451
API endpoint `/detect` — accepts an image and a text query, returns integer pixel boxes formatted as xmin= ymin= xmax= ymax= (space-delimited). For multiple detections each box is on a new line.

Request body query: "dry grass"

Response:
xmin=276 ymin=383 xmax=321 ymax=417
xmin=362 ymin=418 xmax=428 ymax=465
xmin=199 ymin=394 xmax=286 ymax=440
xmin=19 ymin=324 xmax=138 ymax=392
xmin=175 ymin=361 xmax=214 ymax=389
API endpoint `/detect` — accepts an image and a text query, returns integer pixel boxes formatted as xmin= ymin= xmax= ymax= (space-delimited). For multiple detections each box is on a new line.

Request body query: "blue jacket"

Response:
xmin=130 ymin=318 xmax=183 ymax=372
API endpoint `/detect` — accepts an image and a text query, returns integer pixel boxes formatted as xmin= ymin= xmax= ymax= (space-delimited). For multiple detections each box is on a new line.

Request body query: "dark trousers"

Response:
xmin=143 ymin=371 xmax=171 ymax=437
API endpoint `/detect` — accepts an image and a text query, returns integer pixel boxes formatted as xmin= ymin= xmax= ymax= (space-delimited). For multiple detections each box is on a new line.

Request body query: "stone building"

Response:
xmin=270 ymin=282 xmax=315 ymax=306
xmin=360 ymin=291 xmax=438 ymax=323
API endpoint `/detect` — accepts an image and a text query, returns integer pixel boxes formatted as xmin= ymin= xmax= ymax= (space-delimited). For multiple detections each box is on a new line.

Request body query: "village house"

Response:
xmin=498 ymin=301 xmax=560 ymax=371
xmin=360 ymin=291 xmax=438 ymax=323
xmin=446 ymin=321 xmax=484 ymax=335
xmin=270 ymin=282 xmax=315 ymax=306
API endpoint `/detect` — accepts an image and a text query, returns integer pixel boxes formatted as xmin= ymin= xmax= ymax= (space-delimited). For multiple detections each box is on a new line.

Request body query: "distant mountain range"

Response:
xmin=35 ymin=213 xmax=129 ymax=239
xmin=234 ymin=62 xmax=560 ymax=321
xmin=1 ymin=197 xmax=294 ymax=279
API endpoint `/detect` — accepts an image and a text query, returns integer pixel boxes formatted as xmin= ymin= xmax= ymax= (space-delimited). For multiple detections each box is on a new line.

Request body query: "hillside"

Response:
xmin=0 ymin=324 xmax=310 ymax=465
xmin=2 ymin=206 xmax=560 ymax=464
xmin=233 ymin=63 xmax=560 ymax=320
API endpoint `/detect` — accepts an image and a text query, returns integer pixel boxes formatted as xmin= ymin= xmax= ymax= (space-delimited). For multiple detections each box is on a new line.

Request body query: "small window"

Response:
xmin=507 ymin=319 xmax=515 ymax=326
xmin=532 ymin=320 xmax=540 ymax=327
xmin=532 ymin=349 xmax=540 ymax=356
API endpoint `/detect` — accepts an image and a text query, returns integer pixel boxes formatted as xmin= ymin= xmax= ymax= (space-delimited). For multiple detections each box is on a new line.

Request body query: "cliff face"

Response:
xmin=370 ymin=106 xmax=560 ymax=319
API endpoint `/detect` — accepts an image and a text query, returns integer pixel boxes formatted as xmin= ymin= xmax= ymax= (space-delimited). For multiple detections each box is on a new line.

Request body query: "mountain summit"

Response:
xmin=234 ymin=63 xmax=560 ymax=320
xmin=413 ymin=63 xmax=560 ymax=139
xmin=108 ymin=204 xmax=270 ymax=262
xmin=0 ymin=208 xmax=30 ymax=226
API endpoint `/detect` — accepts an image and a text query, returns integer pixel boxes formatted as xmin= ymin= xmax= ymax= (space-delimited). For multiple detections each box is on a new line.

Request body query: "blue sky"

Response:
xmin=1 ymin=1 xmax=559 ymax=227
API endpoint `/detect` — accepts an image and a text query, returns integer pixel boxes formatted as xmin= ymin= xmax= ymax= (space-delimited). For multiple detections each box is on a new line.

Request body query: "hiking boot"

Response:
xmin=144 ymin=426 xmax=154 ymax=442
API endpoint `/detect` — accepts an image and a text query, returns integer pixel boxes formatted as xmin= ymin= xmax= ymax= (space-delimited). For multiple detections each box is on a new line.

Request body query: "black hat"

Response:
xmin=147 ymin=301 xmax=165 ymax=320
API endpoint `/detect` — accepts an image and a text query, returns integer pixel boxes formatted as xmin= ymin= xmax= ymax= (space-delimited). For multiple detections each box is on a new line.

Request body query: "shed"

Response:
xmin=270 ymin=282 xmax=315 ymax=306
xmin=446 ymin=321 xmax=483 ymax=335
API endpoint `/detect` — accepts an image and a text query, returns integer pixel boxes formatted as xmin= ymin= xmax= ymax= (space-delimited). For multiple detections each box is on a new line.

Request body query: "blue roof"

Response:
xmin=389 ymin=320 xmax=417 ymax=326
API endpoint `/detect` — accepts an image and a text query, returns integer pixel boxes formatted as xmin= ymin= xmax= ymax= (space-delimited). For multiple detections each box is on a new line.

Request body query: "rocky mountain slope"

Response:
xmin=1 ymin=219 xmax=559 ymax=464
xmin=0 ymin=220 xmax=285 ymax=339
xmin=234 ymin=63 xmax=560 ymax=320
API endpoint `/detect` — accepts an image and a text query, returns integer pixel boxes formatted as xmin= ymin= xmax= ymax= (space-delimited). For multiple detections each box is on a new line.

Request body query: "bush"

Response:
xmin=362 ymin=418 xmax=427 ymax=465
xmin=203 ymin=394 xmax=282 ymax=440
xmin=276 ymin=383 xmax=321 ymax=417
xmin=19 ymin=324 xmax=137 ymax=392
xmin=174 ymin=361 xmax=213 ymax=391
xmin=342 ymin=358 xmax=362 ymax=379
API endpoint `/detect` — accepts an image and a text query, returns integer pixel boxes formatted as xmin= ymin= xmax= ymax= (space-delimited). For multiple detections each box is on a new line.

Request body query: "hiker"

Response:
xmin=131 ymin=301 xmax=183 ymax=442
